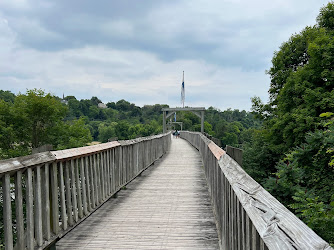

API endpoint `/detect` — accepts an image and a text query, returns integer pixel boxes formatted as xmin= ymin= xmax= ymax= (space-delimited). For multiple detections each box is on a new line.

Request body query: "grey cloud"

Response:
xmin=1 ymin=0 xmax=324 ymax=71
xmin=0 ymin=0 xmax=327 ymax=110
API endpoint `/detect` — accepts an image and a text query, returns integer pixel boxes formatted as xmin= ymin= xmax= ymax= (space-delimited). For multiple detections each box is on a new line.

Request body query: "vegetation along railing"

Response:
xmin=180 ymin=131 xmax=333 ymax=250
xmin=0 ymin=133 xmax=171 ymax=250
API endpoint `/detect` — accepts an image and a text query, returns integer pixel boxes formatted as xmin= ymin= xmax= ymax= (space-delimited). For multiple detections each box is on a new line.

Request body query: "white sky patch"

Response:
xmin=101 ymin=20 xmax=134 ymax=38
xmin=0 ymin=42 xmax=269 ymax=110
xmin=0 ymin=0 xmax=30 ymax=10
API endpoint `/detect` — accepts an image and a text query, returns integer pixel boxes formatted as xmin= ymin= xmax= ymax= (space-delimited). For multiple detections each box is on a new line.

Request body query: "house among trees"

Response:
xmin=98 ymin=102 xmax=107 ymax=109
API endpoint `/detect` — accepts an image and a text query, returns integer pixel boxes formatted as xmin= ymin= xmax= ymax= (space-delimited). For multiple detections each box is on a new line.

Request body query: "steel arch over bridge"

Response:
xmin=162 ymin=107 xmax=205 ymax=133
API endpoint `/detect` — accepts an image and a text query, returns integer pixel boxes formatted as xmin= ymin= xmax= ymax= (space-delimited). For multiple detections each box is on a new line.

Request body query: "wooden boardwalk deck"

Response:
xmin=56 ymin=137 xmax=220 ymax=249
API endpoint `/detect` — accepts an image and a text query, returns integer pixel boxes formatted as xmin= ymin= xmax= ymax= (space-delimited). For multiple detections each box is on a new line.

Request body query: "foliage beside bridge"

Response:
xmin=243 ymin=2 xmax=334 ymax=245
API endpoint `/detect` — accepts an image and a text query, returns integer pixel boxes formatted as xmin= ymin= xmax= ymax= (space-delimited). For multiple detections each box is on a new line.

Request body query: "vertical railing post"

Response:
xmin=70 ymin=159 xmax=78 ymax=222
xmin=3 ymin=174 xmax=13 ymax=250
xmin=64 ymin=161 xmax=73 ymax=226
xmin=26 ymin=168 xmax=34 ymax=250
xmin=93 ymin=154 xmax=99 ymax=205
xmin=34 ymin=166 xmax=43 ymax=247
xmin=42 ymin=163 xmax=51 ymax=240
xmin=100 ymin=152 xmax=105 ymax=201
xmin=81 ymin=157 xmax=88 ymax=215
xmin=75 ymin=158 xmax=83 ymax=219
xmin=85 ymin=156 xmax=92 ymax=212
xmin=59 ymin=162 xmax=67 ymax=230
xmin=15 ymin=171 xmax=24 ymax=250
xmin=89 ymin=155 xmax=96 ymax=209
xmin=50 ymin=162 xmax=59 ymax=234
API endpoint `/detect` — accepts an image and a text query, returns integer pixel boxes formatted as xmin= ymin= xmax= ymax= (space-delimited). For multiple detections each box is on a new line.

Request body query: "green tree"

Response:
xmin=264 ymin=114 xmax=334 ymax=244
xmin=12 ymin=89 xmax=68 ymax=148
xmin=317 ymin=2 xmax=334 ymax=29
xmin=98 ymin=122 xmax=117 ymax=142
xmin=0 ymin=90 xmax=15 ymax=103
xmin=54 ymin=118 xmax=93 ymax=149
xmin=245 ymin=2 xmax=334 ymax=181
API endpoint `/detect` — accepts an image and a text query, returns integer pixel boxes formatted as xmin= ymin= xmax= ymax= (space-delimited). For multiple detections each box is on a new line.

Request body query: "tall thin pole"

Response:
xmin=181 ymin=71 xmax=185 ymax=108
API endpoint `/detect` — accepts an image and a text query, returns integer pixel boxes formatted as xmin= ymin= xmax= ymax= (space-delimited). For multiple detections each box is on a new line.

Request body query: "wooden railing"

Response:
xmin=0 ymin=133 xmax=171 ymax=250
xmin=180 ymin=131 xmax=333 ymax=250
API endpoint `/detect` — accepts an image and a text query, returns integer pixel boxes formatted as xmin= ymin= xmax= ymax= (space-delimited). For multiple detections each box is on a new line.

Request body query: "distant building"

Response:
xmin=98 ymin=103 xmax=107 ymax=109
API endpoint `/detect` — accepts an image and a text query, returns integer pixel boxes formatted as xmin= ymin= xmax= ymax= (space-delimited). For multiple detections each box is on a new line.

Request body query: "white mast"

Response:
xmin=181 ymin=71 xmax=185 ymax=108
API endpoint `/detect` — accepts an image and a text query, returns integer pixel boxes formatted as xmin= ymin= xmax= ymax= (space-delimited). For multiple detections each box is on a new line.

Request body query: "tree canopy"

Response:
xmin=244 ymin=2 xmax=334 ymax=245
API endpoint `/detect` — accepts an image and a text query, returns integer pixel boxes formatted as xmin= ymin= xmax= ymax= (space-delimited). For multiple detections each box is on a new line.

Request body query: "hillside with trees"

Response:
xmin=242 ymin=2 xmax=334 ymax=244
xmin=0 ymin=89 xmax=256 ymax=160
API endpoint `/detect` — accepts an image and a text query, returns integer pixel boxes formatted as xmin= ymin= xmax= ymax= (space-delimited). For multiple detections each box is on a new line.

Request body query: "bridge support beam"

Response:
xmin=201 ymin=111 xmax=204 ymax=133
xmin=162 ymin=107 xmax=205 ymax=133
xmin=163 ymin=111 xmax=166 ymax=133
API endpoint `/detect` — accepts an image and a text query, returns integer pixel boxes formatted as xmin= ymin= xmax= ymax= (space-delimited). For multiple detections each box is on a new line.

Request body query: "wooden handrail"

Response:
xmin=0 ymin=132 xmax=171 ymax=250
xmin=180 ymin=131 xmax=333 ymax=250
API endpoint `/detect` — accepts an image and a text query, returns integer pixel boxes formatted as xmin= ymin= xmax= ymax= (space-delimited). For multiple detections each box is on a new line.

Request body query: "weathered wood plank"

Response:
xmin=3 ymin=174 xmax=13 ymax=250
xmin=70 ymin=159 xmax=78 ymax=222
xmin=0 ymin=152 xmax=55 ymax=175
xmin=75 ymin=158 xmax=83 ymax=219
xmin=93 ymin=154 xmax=99 ymax=206
xmin=14 ymin=171 xmax=24 ymax=250
xmin=106 ymin=150 xmax=110 ymax=196
xmin=50 ymin=162 xmax=59 ymax=234
xmin=51 ymin=141 xmax=120 ymax=161
xmin=89 ymin=155 xmax=96 ymax=209
xmin=42 ymin=163 xmax=51 ymax=240
xmin=80 ymin=157 xmax=88 ymax=215
xmin=34 ymin=166 xmax=43 ymax=247
xmin=93 ymin=154 xmax=100 ymax=206
xmin=59 ymin=162 xmax=67 ymax=230
xmin=64 ymin=161 xmax=73 ymax=226
xmin=84 ymin=156 xmax=92 ymax=212
xmin=26 ymin=168 xmax=34 ymax=250
xmin=100 ymin=152 xmax=105 ymax=201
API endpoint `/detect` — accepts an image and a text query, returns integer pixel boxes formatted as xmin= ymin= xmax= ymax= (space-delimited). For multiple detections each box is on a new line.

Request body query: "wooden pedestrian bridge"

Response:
xmin=0 ymin=132 xmax=332 ymax=249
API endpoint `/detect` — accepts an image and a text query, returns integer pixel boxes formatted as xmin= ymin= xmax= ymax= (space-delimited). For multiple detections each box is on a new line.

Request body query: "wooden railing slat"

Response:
xmin=93 ymin=154 xmax=99 ymax=206
xmin=42 ymin=163 xmax=51 ymax=240
xmin=3 ymin=174 xmax=13 ymax=250
xmin=50 ymin=162 xmax=59 ymax=234
xmin=75 ymin=158 xmax=83 ymax=219
xmin=70 ymin=159 xmax=78 ymax=222
xmin=89 ymin=155 xmax=96 ymax=209
xmin=59 ymin=162 xmax=67 ymax=230
xmin=100 ymin=152 xmax=105 ymax=201
xmin=34 ymin=166 xmax=43 ymax=247
xmin=14 ymin=171 xmax=24 ymax=250
xmin=84 ymin=156 xmax=92 ymax=212
xmin=64 ymin=161 xmax=73 ymax=226
xmin=26 ymin=168 xmax=34 ymax=250
xmin=80 ymin=157 xmax=88 ymax=215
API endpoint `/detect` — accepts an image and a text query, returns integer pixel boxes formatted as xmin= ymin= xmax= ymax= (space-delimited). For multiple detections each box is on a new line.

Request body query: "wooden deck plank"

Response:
xmin=56 ymin=137 xmax=219 ymax=249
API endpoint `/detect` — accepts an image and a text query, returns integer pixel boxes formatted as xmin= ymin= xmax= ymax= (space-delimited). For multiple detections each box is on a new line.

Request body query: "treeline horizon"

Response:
xmin=0 ymin=88 xmax=257 ymax=159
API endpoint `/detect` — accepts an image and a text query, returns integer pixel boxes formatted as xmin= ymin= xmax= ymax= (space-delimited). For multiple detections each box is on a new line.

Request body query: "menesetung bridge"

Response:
xmin=1 ymin=132 xmax=333 ymax=249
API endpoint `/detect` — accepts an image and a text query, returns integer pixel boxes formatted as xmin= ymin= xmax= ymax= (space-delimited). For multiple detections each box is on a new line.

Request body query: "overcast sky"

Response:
xmin=0 ymin=0 xmax=328 ymax=110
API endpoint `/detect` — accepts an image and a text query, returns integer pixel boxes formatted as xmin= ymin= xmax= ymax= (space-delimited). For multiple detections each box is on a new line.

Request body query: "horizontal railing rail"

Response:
xmin=180 ymin=131 xmax=333 ymax=250
xmin=0 ymin=133 xmax=171 ymax=250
